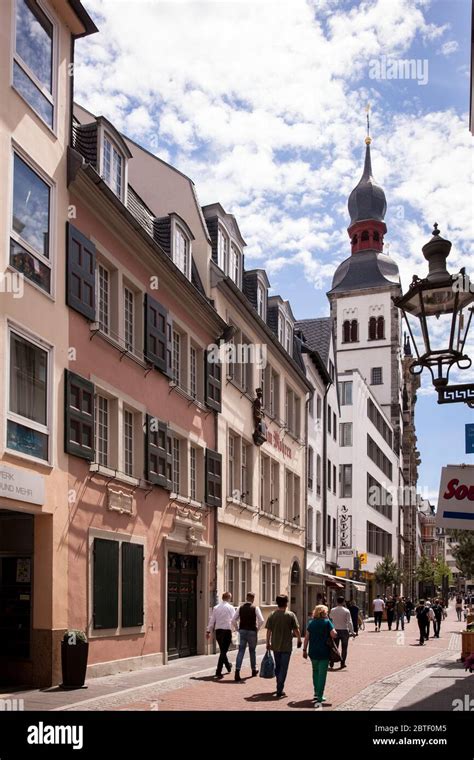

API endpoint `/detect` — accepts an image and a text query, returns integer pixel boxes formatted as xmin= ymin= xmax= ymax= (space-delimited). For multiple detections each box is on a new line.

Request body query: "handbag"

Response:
xmin=327 ymin=623 xmax=342 ymax=664
xmin=259 ymin=650 xmax=275 ymax=679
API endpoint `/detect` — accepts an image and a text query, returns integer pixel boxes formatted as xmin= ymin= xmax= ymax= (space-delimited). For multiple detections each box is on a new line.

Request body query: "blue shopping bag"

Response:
xmin=259 ymin=650 xmax=275 ymax=678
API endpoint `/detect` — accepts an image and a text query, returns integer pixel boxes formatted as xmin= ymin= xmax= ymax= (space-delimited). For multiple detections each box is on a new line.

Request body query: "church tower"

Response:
xmin=327 ymin=129 xmax=403 ymax=450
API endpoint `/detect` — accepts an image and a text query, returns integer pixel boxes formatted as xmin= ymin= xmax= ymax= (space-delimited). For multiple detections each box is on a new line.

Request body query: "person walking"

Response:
xmin=415 ymin=599 xmax=429 ymax=645
xmin=232 ymin=592 xmax=264 ymax=681
xmin=426 ymin=602 xmax=435 ymax=639
xmin=455 ymin=595 xmax=463 ymax=622
xmin=432 ymin=599 xmax=443 ymax=639
xmin=372 ymin=595 xmax=385 ymax=632
xmin=206 ymin=591 xmax=236 ymax=678
xmin=303 ymin=604 xmax=338 ymax=703
xmin=348 ymin=599 xmax=359 ymax=637
xmin=386 ymin=596 xmax=395 ymax=630
xmin=265 ymin=594 xmax=301 ymax=698
xmin=329 ymin=597 xmax=354 ymax=669
xmin=405 ymin=598 xmax=414 ymax=624
xmin=395 ymin=596 xmax=406 ymax=631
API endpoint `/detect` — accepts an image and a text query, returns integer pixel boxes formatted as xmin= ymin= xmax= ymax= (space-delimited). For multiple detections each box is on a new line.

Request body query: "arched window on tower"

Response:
xmin=343 ymin=320 xmax=351 ymax=343
xmin=369 ymin=316 xmax=377 ymax=340
xmin=376 ymin=316 xmax=385 ymax=339
xmin=361 ymin=230 xmax=369 ymax=242
xmin=350 ymin=319 xmax=358 ymax=342
xmin=373 ymin=231 xmax=380 ymax=242
xmin=351 ymin=234 xmax=358 ymax=245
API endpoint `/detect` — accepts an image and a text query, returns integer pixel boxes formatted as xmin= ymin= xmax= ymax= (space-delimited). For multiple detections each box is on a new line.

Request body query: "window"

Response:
xmin=327 ymin=459 xmax=331 ymax=491
xmin=333 ymin=411 xmax=337 ymax=440
xmin=316 ymin=455 xmax=321 ymax=496
xmin=367 ymin=435 xmax=393 ymax=480
xmin=124 ymin=287 xmax=134 ymax=351
xmin=190 ymin=346 xmax=197 ymax=399
xmin=327 ymin=515 xmax=331 ymax=546
xmin=285 ymin=321 xmax=292 ymax=353
xmin=257 ymin=284 xmax=265 ymax=319
xmin=190 ymin=446 xmax=197 ymax=501
xmin=228 ymin=433 xmax=235 ymax=497
xmin=174 ymin=225 xmax=190 ymax=277
xmin=170 ymin=437 xmax=181 ymax=493
xmin=367 ymin=398 xmax=393 ymax=447
xmin=123 ymin=409 xmax=134 ymax=476
xmin=316 ymin=512 xmax=322 ymax=553
xmin=102 ymin=134 xmax=124 ymax=199
xmin=371 ymin=367 xmax=383 ymax=385
xmin=241 ymin=443 xmax=250 ymax=503
xmin=226 ymin=556 xmax=236 ymax=601
xmin=308 ymin=446 xmax=314 ymax=489
xmin=308 ymin=395 xmax=314 ymax=417
xmin=367 ymin=522 xmax=392 ymax=557
xmin=307 ymin=508 xmax=314 ymax=550
xmin=261 ymin=561 xmax=280 ymax=605
xmin=228 ymin=432 xmax=252 ymax=503
xmin=369 ymin=316 xmax=385 ymax=340
xmin=285 ymin=386 xmax=300 ymax=437
xmin=340 ymin=464 xmax=352 ymax=498
xmin=7 ymin=329 xmax=49 ymax=461
xmin=13 ymin=0 xmax=54 ymax=128
xmin=92 ymin=537 xmax=144 ymax=631
xmin=333 ymin=517 xmax=336 ymax=548
xmin=316 ymin=395 xmax=322 ymax=421
xmin=367 ymin=473 xmax=392 ymax=520
xmin=285 ymin=470 xmax=300 ymax=523
xmin=217 ymin=228 xmax=228 ymax=272
xmin=340 ymin=422 xmax=353 ymax=446
xmin=327 ymin=404 xmax=332 ymax=434
xmin=342 ymin=319 xmax=358 ymax=343
xmin=270 ymin=460 xmax=279 ymax=514
xmin=95 ymin=395 xmax=109 ymax=466
xmin=240 ymin=558 xmax=249 ymax=603
xmin=328 ymin=360 xmax=335 ymax=382
xmin=333 ymin=464 xmax=336 ymax=494
xmin=278 ymin=314 xmax=284 ymax=343
xmin=172 ymin=330 xmax=181 ymax=386
xmin=267 ymin=368 xmax=279 ymax=417
xmin=97 ymin=264 xmax=110 ymax=334
xmin=339 ymin=381 xmax=353 ymax=405
xmin=10 ymin=152 xmax=51 ymax=293
xmin=229 ymin=243 xmax=241 ymax=285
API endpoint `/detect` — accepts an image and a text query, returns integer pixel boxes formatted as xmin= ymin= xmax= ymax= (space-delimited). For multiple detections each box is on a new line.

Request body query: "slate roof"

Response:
xmin=328 ymin=249 xmax=400 ymax=294
xmin=294 ymin=317 xmax=333 ymax=366
xmin=348 ymin=142 xmax=387 ymax=225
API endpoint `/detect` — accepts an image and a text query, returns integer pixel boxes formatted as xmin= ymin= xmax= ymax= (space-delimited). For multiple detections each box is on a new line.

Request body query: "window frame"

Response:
xmin=11 ymin=0 xmax=58 ymax=133
xmin=173 ymin=222 xmax=191 ymax=279
xmin=99 ymin=130 xmax=127 ymax=203
xmin=6 ymin=322 xmax=53 ymax=465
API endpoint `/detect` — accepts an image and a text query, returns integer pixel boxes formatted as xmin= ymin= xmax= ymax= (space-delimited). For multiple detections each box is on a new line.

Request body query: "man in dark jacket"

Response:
xmin=386 ymin=596 xmax=396 ymax=630
xmin=432 ymin=599 xmax=443 ymax=639
xmin=232 ymin=592 xmax=264 ymax=681
xmin=416 ymin=600 xmax=429 ymax=645
xmin=348 ymin=600 xmax=359 ymax=636
xmin=405 ymin=598 xmax=414 ymax=623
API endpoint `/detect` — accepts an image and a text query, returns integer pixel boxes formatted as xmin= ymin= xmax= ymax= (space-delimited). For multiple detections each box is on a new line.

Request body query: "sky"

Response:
xmin=76 ymin=0 xmax=474 ymax=502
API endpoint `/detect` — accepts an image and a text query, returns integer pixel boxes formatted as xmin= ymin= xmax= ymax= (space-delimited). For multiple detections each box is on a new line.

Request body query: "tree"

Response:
xmin=450 ymin=530 xmax=474 ymax=579
xmin=433 ymin=557 xmax=453 ymax=588
xmin=374 ymin=556 xmax=401 ymax=594
xmin=415 ymin=556 xmax=434 ymax=595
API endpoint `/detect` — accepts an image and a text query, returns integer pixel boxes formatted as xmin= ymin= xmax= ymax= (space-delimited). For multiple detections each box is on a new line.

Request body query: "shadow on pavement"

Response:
xmin=244 ymin=692 xmax=279 ymax=702
xmin=287 ymin=698 xmax=329 ymax=709
xmin=396 ymin=674 xmax=474 ymax=711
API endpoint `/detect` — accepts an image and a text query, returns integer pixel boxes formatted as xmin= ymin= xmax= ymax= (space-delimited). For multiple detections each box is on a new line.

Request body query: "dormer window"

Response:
xmin=229 ymin=243 xmax=241 ymax=286
xmin=217 ymin=228 xmax=229 ymax=272
xmin=278 ymin=314 xmax=284 ymax=344
xmin=257 ymin=283 xmax=265 ymax=319
xmin=13 ymin=0 xmax=55 ymax=130
xmin=173 ymin=224 xmax=191 ymax=278
xmin=285 ymin=321 xmax=292 ymax=353
xmin=102 ymin=133 xmax=125 ymax=199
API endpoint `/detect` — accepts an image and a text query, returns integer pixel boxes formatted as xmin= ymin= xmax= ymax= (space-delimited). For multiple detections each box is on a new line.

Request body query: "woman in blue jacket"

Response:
xmin=303 ymin=605 xmax=337 ymax=703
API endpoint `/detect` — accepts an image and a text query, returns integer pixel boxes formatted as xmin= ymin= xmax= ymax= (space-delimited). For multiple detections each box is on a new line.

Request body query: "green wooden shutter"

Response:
xmin=205 ymin=448 xmax=222 ymax=507
xmin=64 ymin=370 xmax=95 ymax=460
xmin=144 ymin=294 xmax=168 ymax=373
xmin=93 ymin=538 xmax=119 ymax=629
xmin=66 ymin=223 xmax=96 ymax=320
xmin=122 ymin=543 xmax=144 ymax=628
xmin=205 ymin=350 xmax=221 ymax=412
xmin=144 ymin=415 xmax=172 ymax=489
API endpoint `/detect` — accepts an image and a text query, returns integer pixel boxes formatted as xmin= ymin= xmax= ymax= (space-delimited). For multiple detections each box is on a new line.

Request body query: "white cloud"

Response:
xmin=439 ymin=40 xmax=459 ymax=56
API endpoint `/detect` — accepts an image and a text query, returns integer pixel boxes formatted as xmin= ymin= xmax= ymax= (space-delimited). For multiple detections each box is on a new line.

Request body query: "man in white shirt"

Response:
xmin=329 ymin=597 xmax=354 ymax=669
xmin=372 ymin=595 xmax=385 ymax=632
xmin=232 ymin=592 xmax=265 ymax=681
xmin=206 ymin=592 xmax=235 ymax=678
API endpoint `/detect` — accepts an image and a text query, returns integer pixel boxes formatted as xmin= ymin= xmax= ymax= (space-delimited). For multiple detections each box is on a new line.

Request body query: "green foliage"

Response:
xmin=433 ymin=558 xmax=453 ymax=587
xmin=414 ymin=555 xmax=434 ymax=584
xmin=374 ymin=556 xmax=401 ymax=592
xmin=450 ymin=530 xmax=474 ymax=579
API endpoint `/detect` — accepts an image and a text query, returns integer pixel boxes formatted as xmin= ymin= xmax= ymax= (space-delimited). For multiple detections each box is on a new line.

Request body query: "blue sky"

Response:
xmin=77 ymin=0 xmax=474 ymax=501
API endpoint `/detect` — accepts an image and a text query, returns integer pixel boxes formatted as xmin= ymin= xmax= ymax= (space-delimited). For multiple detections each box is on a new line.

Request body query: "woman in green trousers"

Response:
xmin=303 ymin=605 xmax=337 ymax=703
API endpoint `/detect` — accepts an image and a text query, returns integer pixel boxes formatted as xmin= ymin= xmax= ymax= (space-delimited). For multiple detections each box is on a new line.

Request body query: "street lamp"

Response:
xmin=393 ymin=223 xmax=474 ymax=389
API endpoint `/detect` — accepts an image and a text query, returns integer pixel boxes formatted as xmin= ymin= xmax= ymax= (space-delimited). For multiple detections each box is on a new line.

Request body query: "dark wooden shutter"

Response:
xmin=64 ymin=370 xmax=95 ymax=460
xmin=66 ymin=223 xmax=96 ymax=320
xmin=144 ymin=415 xmax=172 ymax=489
xmin=205 ymin=448 xmax=222 ymax=507
xmin=144 ymin=294 xmax=167 ymax=373
xmin=121 ymin=542 xmax=144 ymax=628
xmin=166 ymin=315 xmax=174 ymax=379
xmin=205 ymin=350 xmax=221 ymax=412
xmin=93 ymin=538 xmax=119 ymax=629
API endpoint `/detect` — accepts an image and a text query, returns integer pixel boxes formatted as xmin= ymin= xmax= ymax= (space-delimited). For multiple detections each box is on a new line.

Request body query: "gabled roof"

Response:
xmin=295 ymin=317 xmax=333 ymax=367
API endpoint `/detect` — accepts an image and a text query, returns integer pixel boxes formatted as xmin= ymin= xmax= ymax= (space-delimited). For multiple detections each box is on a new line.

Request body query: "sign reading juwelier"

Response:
xmin=435 ymin=465 xmax=474 ymax=530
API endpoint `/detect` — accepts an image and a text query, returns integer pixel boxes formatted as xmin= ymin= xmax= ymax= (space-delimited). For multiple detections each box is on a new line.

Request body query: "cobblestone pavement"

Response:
xmin=4 ymin=604 xmax=469 ymax=712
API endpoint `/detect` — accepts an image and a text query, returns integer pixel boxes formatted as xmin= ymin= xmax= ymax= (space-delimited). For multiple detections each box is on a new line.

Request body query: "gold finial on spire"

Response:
xmin=365 ymin=103 xmax=372 ymax=145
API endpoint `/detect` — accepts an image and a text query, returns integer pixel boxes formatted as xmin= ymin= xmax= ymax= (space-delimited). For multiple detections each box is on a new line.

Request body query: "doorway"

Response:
xmin=167 ymin=553 xmax=197 ymax=660
xmin=290 ymin=560 xmax=302 ymax=625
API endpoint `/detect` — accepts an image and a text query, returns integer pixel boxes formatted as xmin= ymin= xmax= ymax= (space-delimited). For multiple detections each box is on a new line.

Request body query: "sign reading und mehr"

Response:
xmin=0 ymin=463 xmax=45 ymax=506
xmin=466 ymin=424 xmax=474 ymax=455
xmin=435 ymin=465 xmax=474 ymax=530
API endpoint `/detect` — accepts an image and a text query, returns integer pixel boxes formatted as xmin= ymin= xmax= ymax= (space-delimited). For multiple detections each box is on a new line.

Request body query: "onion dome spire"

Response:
xmin=348 ymin=106 xmax=387 ymax=225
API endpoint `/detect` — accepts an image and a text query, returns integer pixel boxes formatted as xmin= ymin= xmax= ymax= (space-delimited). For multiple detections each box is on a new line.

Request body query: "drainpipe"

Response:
xmin=211 ymin=408 xmax=219 ymax=656
xmin=303 ymin=394 xmax=309 ymax=632
xmin=322 ymin=380 xmax=332 ymax=572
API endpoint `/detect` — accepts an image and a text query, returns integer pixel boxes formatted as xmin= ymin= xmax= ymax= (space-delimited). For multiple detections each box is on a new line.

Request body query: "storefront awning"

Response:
xmin=350 ymin=582 xmax=367 ymax=592
xmin=307 ymin=571 xmax=349 ymax=589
